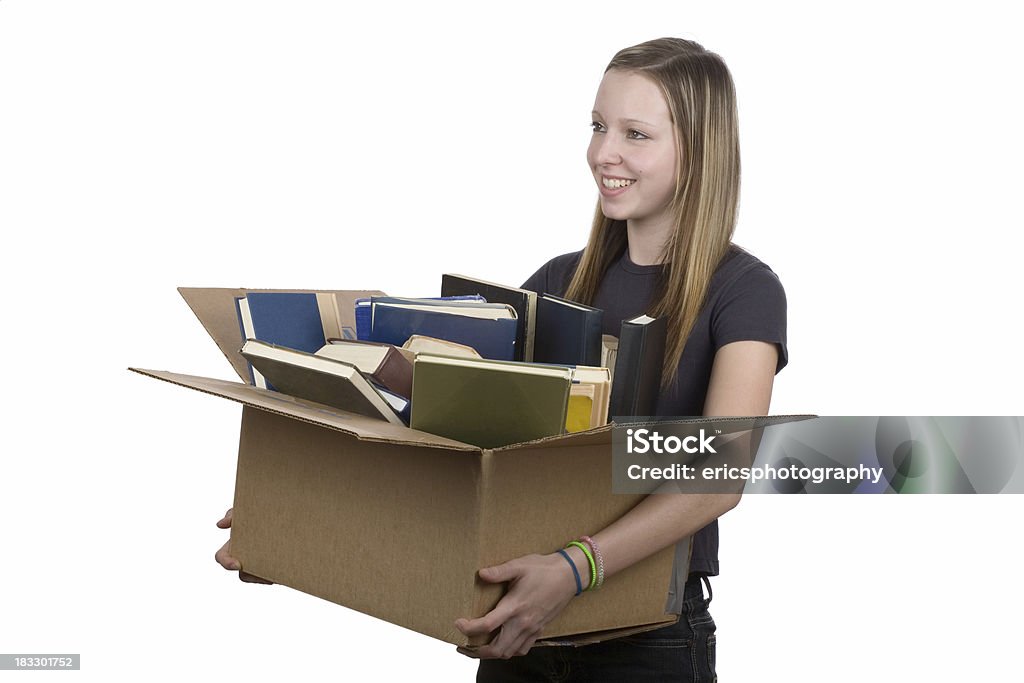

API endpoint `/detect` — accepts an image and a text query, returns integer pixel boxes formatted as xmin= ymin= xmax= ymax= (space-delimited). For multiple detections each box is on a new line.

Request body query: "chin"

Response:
xmin=599 ymin=202 xmax=630 ymax=221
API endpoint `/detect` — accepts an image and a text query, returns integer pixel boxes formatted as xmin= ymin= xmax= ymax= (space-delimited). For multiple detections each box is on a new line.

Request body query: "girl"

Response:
xmin=217 ymin=36 xmax=787 ymax=683
xmin=458 ymin=37 xmax=787 ymax=681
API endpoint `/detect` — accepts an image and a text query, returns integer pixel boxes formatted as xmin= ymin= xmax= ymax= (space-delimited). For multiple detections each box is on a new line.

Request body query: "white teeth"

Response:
xmin=602 ymin=178 xmax=636 ymax=189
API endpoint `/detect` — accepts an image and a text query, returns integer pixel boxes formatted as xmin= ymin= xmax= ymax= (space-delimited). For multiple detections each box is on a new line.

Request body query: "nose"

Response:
xmin=592 ymin=133 xmax=622 ymax=166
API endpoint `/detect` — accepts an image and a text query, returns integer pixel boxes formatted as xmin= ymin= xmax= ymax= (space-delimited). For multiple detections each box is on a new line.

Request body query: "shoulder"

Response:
xmin=711 ymin=245 xmax=786 ymax=304
xmin=520 ymin=250 xmax=584 ymax=294
xmin=715 ymin=245 xmax=784 ymax=286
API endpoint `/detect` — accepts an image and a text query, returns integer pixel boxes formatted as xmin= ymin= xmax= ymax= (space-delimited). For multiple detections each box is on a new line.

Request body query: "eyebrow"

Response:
xmin=591 ymin=111 xmax=658 ymax=128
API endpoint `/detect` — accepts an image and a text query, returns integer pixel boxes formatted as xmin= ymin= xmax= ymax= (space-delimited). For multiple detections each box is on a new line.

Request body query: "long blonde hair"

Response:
xmin=564 ymin=37 xmax=741 ymax=388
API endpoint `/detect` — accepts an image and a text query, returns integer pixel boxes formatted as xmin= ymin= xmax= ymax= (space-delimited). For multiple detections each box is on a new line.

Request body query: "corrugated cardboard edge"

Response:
xmin=129 ymin=367 xmax=476 ymax=451
xmin=177 ymin=287 xmax=385 ymax=382
xmin=535 ymin=615 xmax=681 ymax=647
xmin=488 ymin=415 xmax=818 ymax=453
xmin=464 ymin=449 xmax=503 ymax=647
xmin=457 ymin=617 xmax=682 ymax=654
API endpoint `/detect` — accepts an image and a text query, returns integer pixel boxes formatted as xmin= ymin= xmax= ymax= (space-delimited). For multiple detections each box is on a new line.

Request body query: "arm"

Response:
xmin=454 ymin=340 xmax=778 ymax=659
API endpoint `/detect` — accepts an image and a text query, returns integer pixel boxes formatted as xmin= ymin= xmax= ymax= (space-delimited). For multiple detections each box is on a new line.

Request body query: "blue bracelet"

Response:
xmin=557 ymin=548 xmax=583 ymax=596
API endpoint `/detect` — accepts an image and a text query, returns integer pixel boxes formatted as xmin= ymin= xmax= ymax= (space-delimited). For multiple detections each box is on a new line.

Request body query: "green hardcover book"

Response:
xmin=411 ymin=355 xmax=572 ymax=448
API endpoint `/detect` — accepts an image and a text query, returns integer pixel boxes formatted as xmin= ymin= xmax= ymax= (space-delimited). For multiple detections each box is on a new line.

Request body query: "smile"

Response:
xmin=602 ymin=177 xmax=636 ymax=189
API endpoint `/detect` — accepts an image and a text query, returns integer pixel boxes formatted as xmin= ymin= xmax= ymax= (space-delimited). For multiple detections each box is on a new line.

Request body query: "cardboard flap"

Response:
xmin=488 ymin=416 xmax=817 ymax=453
xmin=494 ymin=424 xmax=614 ymax=452
xmin=177 ymin=287 xmax=385 ymax=382
xmin=130 ymin=368 xmax=477 ymax=451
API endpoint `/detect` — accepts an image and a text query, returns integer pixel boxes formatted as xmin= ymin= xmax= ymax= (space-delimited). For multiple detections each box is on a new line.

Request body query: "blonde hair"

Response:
xmin=564 ymin=37 xmax=741 ymax=388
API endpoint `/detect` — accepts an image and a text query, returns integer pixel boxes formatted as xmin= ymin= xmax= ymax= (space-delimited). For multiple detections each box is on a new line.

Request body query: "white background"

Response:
xmin=1 ymin=1 xmax=1022 ymax=680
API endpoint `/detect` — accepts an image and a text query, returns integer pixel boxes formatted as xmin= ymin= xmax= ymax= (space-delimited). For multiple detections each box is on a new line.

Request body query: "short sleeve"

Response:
xmin=520 ymin=251 xmax=583 ymax=295
xmin=710 ymin=264 xmax=788 ymax=373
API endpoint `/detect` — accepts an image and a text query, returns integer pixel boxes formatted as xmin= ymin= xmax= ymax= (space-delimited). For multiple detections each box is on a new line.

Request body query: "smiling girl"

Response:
xmin=460 ymin=37 xmax=788 ymax=682
xmin=215 ymin=35 xmax=786 ymax=683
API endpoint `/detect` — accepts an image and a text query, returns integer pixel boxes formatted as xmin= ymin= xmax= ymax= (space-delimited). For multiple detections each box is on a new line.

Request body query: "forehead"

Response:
xmin=592 ymin=69 xmax=671 ymax=124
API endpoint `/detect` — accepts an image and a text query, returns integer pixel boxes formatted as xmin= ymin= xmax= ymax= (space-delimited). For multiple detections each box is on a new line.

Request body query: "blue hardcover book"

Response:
xmin=356 ymin=294 xmax=488 ymax=342
xmin=237 ymin=292 xmax=327 ymax=387
xmin=368 ymin=297 xmax=517 ymax=361
xmin=355 ymin=298 xmax=373 ymax=340
xmin=243 ymin=292 xmax=326 ymax=352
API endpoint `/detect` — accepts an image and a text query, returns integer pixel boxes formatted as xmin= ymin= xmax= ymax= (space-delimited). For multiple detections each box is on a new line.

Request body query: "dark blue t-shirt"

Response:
xmin=522 ymin=244 xmax=788 ymax=594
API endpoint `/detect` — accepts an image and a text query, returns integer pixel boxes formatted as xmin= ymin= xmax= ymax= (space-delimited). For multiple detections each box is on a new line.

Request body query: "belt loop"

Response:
xmin=700 ymin=574 xmax=713 ymax=605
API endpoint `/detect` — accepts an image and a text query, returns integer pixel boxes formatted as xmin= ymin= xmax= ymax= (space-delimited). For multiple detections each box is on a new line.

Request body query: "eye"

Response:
xmin=591 ymin=121 xmax=606 ymax=133
xmin=627 ymin=129 xmax=650 ymax=140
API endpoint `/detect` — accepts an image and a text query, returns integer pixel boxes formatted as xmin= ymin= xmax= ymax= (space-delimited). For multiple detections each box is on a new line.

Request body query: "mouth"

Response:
xmin=601 ymin=176 xmax=636 ymax=189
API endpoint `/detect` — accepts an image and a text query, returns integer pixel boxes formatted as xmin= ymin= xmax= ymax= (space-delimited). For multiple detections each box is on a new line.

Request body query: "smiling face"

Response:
xmin=587 ymin=69 xmax=680 ymax=237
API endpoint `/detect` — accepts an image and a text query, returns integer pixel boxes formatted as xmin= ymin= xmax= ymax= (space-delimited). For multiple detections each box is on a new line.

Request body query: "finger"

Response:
xmin=455 ymin=646 xmax=479 ymax=659
xmin=515 ymin=631 xmax=541 ymax=657
xmin=477 ymin=560 xmax=519 ymax=584
xmin=216 ymin=508 xmax=233 ymax=529
xmin=497 ymin=620 xmax=541 ymax=660
xmin=454 ymin=600 xmax=518 ymax=639
xmin=214 ymin=540 xmax=241 ymax=571
xmin=477 ymin=622 xmax=533 ymax=660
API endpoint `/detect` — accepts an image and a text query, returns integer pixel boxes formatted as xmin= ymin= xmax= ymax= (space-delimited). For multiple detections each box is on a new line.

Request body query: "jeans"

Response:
xmin=477 ymin=575 xmax=717 ymax=682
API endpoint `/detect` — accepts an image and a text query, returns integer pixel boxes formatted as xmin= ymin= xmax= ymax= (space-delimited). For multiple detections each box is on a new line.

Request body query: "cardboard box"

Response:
xmin=131 ymin=288 xmax=681 ymax=647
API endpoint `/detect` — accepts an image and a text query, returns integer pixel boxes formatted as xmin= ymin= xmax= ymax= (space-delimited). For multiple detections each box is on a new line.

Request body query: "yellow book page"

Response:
xmin=566 ymin=394 xmax=594 ymax=433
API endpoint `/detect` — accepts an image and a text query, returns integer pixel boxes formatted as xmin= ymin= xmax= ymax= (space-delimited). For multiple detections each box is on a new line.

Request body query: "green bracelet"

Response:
xmin=565 ymin=540 xmax=597 ymax=591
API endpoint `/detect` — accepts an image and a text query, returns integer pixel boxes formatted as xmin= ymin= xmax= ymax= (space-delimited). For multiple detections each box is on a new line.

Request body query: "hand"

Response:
xmin=215 ymin=508 xmax=273 ymax=584
xmin=454 ymin=552 xmax=578 ymax=659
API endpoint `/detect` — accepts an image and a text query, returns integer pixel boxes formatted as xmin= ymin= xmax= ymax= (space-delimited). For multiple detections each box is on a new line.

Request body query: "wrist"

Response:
xmin=551 ymin=548 xmax=588 ymax=597
xmin=562 ymin=545 xmax=592 ymax=591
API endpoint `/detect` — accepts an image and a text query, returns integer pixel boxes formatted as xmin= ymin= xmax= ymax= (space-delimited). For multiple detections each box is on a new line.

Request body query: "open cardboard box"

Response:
xmin=131 ymin=288 xmax=685 ymax=648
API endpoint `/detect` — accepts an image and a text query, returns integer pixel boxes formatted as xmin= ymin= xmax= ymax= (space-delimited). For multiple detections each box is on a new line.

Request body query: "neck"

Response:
xmin=625 ymin=216 xmax=674 ymax=266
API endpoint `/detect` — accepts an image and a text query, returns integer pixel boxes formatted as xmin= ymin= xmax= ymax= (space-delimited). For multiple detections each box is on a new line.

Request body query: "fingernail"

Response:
xmin=228 ymin=561 xmax=241 ymax=570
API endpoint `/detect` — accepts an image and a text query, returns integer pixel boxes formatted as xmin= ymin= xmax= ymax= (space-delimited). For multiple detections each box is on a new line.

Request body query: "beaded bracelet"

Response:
xmin=579 ymin=535 xmax=605 ymax=589
xmin=556 ymin=548 xmax=583 ymax=596
xmin=565 ymin=540 xmax=597 ymax=591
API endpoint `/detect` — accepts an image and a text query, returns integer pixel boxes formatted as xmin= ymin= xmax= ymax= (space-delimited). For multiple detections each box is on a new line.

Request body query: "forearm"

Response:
xmin=576 ymin=491 xmax=740 ymax=580
xmin=562 ymin=340 xmax=776 ymax=582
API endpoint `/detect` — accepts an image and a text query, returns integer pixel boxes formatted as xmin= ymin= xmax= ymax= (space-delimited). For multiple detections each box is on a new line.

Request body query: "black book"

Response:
xmin=440 ymin=274 xmax=537 ymax=362
xmin=533 ymin=294 xmax=603 ymax=367
xmin=608 ymin=314 xmax=667 ymax=419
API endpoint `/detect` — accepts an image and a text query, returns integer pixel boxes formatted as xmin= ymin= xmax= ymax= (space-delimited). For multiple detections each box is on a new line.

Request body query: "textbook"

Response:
xmin=533 ymin=294 xmax=603 ymax=367
xmin=318 ymin=339 xmax=414 ymax=399
xmin=410 ymin=355 xmax=572 ymax=448
xmin=441 ymin=274 xmax=538 ymax=362
xmin=608 ymin=314 xmax=667 ymax=419
xmin=355 ymin=294 xmax=484 ymax=341
xmin=236 ymin=292 xmax=331 ymax=388
xmin=369 ymin=297 xmax=518 ymax=361
xmin=240 ymin=339 xmax=405 ymax=425
xmin=402 ymin=335 xmax=482 ymax=359
xmin=567 ymin=365 xmax=611 ymax=432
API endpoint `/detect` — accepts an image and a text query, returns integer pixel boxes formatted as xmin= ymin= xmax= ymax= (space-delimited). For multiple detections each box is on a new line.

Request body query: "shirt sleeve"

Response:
xmin=520 ymin=251 xmax=583 ymax=295
xmin=710 ymin=264 xmax=789 ymax=373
